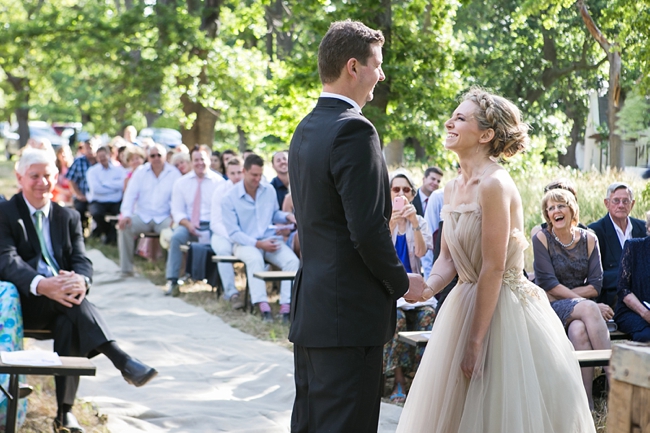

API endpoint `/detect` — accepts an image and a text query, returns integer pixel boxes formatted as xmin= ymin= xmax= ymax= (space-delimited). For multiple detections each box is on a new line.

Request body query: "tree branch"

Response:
xmin=576 ymin=0 xmax=611 ymax=53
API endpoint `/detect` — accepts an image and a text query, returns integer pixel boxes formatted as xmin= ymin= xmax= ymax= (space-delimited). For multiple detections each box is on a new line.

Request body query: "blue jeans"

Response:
xmin=165 ymin=222 xmax=210 ymax=281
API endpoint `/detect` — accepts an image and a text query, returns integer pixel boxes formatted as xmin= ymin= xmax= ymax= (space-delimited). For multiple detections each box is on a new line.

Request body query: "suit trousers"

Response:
xmin=20 ymin=294 xmax=113 ymax=407
xmin=89 ymin=201 xmax=121 ymax=242
xmin=291 ymin=345 xmax=384 ymax=433
xmin=210 ymin=234 xmax=238 ymax=299
xmin=118 ymin=215 xmax=172 ymax=273
xmin=233 ymin=243 xmax=299 ymax=305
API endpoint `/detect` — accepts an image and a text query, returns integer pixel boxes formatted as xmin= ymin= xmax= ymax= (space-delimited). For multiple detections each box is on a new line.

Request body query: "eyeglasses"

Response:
xmin=608 ymin=198 xmax=631 ymax=206
xmin=546 ymin=204 xmax=568 ymax=213
xmin=391 ymin=186 xmax=412 ymax=194
xmin=149 ymin=154 xmax=162 ymax=159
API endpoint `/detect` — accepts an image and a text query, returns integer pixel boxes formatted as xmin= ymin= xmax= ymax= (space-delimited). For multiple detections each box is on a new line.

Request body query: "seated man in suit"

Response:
xmin=412 ymin=166 xmax=442 ymax=217
xmin=0 ymin=148 xmax=157 ymax=433
xmin=588 ymin=182 xmax=646 ymax=308
xmin=221 ymin=154 xmax=299 ymax=323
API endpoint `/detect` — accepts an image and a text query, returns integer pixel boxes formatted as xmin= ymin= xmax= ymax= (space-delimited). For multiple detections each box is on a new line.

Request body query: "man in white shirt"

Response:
xmin=86 ymin=146 xmax=127 ymax=245
xmin=221 ymin=154 xmax=299 ymax=322
xmin=420 ymin=168 xmax=444 ymax=279
xmin=210 ymin=158 xmax=244 ymax=309
xmin=588 ymin=182 xmax=646 ymax=307
xmin=118 ymin=144 xmax=182 ymax=277
xmin=166 ymin=146 xmax=223 ymax=296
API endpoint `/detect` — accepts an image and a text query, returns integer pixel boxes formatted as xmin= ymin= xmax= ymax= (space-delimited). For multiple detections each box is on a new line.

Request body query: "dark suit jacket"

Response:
xmin=412 ymin=189 xmax=426 ymax=217
xmin=588 ymin=214 xmax=646 ymax=294
xmin=288 ymin=97 xmax=409 ymax=348
xmin=0 ymin=193 xmax=92 ymax=297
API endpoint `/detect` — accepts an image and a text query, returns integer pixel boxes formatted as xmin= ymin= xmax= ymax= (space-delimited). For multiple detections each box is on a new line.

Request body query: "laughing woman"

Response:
xmin=532 ymin=188 xmax=611 ymax=409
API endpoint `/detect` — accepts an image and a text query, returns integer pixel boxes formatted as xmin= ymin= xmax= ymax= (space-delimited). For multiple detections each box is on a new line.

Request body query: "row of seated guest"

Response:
xmin=384 ymin=171 xmax=435 ymax=403
xmin=117 ymin=144 xmax=299 ymax=323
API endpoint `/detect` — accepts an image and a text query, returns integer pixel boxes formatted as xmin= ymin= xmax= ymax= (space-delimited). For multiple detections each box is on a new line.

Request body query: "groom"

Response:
xmin=288 ymin=20 xmax=426 ymax=432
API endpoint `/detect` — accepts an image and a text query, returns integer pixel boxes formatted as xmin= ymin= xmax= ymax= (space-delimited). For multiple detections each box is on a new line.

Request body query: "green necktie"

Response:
xmin=34 ymin=210 xmax=59 ymax=276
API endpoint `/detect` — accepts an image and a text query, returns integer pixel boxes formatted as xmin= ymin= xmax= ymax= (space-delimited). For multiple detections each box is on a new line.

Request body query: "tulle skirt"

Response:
xmin=396 ymin=274 xmax=596 ymax=433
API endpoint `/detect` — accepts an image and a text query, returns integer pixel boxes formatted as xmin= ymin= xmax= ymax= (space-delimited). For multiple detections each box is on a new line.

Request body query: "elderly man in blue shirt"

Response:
xmin=222 ymin=154 xmax=299 ymax=323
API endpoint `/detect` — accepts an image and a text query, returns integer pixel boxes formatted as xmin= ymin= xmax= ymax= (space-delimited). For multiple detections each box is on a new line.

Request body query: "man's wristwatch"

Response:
xmin=83 ymin=276 xmax=92 ymax=292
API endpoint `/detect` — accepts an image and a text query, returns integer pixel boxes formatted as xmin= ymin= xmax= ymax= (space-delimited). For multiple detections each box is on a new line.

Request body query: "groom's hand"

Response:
xmin=403 ymin=273 xmax=426 ymax=303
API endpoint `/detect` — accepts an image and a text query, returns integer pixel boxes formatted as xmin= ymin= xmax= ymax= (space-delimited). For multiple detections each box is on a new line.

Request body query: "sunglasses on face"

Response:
xmin=391 ymin=186 xmax=412 ymax=194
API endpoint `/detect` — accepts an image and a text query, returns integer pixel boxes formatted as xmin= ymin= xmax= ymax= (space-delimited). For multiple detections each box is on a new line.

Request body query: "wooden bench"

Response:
xmin=0 ymin=356 xmax=96 ymax=433
xmin=397 ymin=331 xmax=613 ymax=367
xmin=252 ymin=271 xmax=297 ymax=313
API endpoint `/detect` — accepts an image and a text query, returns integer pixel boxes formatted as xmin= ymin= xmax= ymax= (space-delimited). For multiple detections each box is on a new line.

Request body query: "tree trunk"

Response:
xmin=237 ymin=126 xmax=248 ymax=153
xmin=6 ymin=73 xmax=30 ymax=148
xmin=607 ymin=51 xmax=624 ymax=169
xmin=384 ymin=139 xmax=404 ymax=167
xmin=180 ymin=93 xmax=218 ymax=147
xmin=406 ymin=136 xmax=426 ymax=161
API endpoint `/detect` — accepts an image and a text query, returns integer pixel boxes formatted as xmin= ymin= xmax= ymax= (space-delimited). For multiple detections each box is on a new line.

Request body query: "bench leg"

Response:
xmin=5 ymin=374 xmax=19 ymax=433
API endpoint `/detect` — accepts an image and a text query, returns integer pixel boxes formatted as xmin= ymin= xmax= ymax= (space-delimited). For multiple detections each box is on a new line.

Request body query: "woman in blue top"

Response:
xmin=384 ymin=171 xmax=435 ymax=403
xmin=615 ymin=212 xmax=650 ymax=342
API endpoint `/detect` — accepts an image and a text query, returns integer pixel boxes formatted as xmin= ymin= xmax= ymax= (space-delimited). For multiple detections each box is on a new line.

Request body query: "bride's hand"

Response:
xmin=460 ymin=342 xmax=482 ymax=379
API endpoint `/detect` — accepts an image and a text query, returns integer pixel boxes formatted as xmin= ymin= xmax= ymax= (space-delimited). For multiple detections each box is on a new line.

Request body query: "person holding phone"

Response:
xmin=384 ymin=170 xmax=435 ymax=403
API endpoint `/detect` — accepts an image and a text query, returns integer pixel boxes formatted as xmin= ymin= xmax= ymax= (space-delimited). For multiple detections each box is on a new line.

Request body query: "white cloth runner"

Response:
xmin=57 ymin=249 xmax=403 ymax=432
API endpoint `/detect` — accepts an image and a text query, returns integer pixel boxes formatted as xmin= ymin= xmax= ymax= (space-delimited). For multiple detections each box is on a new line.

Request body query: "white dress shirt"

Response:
xmin=24 ymin=198 xmax=60 ymax=295
xmin=120 ymin=162 xmax=182 ymax=224
xmin=320 ymin=91 xmax=362 ymax=113
xmin=86 ymin=162 xmax=127 ymax=203
xmin=609 ymin=213 xmax=633 ymax=249
xmin=210 ymin=180 xmax=236 ymax=238
xmin=171 ymin=170 xmax=224 ymax=224
xmin=221 ymin=181 xmax=290 ymax=246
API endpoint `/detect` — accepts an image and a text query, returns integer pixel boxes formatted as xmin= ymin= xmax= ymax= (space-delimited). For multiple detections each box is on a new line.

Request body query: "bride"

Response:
xmin=396 ymin=88 xmax=595 ymax=432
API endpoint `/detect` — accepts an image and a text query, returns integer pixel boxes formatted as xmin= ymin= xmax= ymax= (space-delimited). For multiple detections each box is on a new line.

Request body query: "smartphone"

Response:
xmin=393 ymin=196 xmax=405 ymax=211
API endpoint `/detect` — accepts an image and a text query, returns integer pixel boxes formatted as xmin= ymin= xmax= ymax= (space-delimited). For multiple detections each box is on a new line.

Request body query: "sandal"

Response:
xmin=389 ymin=382 xmax=406 ymax=403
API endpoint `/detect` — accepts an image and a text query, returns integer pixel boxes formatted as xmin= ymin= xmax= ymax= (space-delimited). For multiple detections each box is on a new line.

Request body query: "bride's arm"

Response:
xmin=461 ymin=173 xmax=510 ymax=379
xmin=425 ymin=182 xmax=457 ymax=294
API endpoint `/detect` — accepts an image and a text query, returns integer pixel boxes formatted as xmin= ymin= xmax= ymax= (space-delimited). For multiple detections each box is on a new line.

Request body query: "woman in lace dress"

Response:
xmin=396 ymin=88 xmax=595 ymax=432
xmin=532 ymin=188 xmax=611 ymax=409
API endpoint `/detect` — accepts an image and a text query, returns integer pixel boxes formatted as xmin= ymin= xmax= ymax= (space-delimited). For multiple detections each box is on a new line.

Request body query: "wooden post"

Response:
xmin=608 ymin=342 xmax=650 ymax=433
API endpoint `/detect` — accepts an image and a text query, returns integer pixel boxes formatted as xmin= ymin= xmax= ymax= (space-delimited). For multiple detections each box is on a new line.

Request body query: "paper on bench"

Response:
xmin=1 ymin=350 xmax=62 ymax=366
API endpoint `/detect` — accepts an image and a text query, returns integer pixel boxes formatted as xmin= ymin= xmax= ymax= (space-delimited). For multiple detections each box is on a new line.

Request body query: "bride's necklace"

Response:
xmin=551 ymin=227 xmax=576 ymax=248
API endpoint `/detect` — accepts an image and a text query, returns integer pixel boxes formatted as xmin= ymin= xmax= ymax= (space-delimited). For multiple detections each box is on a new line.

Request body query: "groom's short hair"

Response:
xmin=318 ymin=20 xmax=384 ymax=84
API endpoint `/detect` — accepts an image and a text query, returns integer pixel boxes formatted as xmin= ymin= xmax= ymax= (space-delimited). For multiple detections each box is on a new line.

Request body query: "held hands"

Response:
xmin=404 ymin=273 xmax=431 ymax=303
xmin=597 ymin=303 xmax=614 ymax=321
xmin=36 ymin=271 xmax=87 ymax=308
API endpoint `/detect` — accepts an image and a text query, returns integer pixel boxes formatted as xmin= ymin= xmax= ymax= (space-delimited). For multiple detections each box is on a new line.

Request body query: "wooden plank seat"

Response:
xmin=398 ymin=331 xmax=613 ymax=367
xmin=23 ymin=329 xmax=54 ymax=340
xmin=104 ymin=215 xmax=119 ymax=223
xmin=0 ymin=356 xmax=96 ymax=433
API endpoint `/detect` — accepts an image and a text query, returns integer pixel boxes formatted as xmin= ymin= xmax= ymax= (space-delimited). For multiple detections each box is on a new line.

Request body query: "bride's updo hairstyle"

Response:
xmin=463 ymin=87 xmax=529 ymax=158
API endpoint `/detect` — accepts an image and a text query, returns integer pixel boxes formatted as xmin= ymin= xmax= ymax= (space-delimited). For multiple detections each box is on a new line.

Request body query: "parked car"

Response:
xmin=4 ymin=121 xmax=65 ymax=159
xmin=138 ymin=127 xmax=183 ymax=149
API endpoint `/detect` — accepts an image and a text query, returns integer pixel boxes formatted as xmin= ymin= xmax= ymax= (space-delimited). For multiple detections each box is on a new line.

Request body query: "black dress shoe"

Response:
xmin=121 ymin=358 xmax=158 ymax=387
xmin=53 ymin=411 xmax=84 ymax=433
xmin=19 ymin=384 xmax=33 ymax=399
